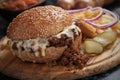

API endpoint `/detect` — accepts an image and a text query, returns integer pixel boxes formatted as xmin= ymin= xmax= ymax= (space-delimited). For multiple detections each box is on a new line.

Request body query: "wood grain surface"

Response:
xmin=0 ymin=37 xmax=120 ymax=80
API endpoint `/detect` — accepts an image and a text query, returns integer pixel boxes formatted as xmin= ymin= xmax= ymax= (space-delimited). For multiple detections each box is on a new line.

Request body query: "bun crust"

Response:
xmin=7 ymin=5 xmax=72 ymax=40
xmin=15 ymin=46 xmax=67 ymax=63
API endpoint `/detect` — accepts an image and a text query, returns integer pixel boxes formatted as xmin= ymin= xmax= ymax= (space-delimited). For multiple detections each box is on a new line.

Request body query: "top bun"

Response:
xmin=7 ymin=5 xmax=72 ymax=40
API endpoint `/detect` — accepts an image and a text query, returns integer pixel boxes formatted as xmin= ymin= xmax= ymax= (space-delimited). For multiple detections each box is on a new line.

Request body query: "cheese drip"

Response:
xmin=9 ymin=23 xmax=81 ymax=57
xmin=9 ymin=38 xmax=48 ymax=57
xmin=56 ymin=22 xmax=81 ymax=39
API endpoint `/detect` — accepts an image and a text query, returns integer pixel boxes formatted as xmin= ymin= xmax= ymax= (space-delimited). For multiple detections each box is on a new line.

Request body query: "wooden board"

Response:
xmin=0 ymin=37 xmax=120 ymax=80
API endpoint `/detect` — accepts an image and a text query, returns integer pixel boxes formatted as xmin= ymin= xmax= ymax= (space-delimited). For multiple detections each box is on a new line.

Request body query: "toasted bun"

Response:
xmin=7 ymin=5 xmax=72 ymax=40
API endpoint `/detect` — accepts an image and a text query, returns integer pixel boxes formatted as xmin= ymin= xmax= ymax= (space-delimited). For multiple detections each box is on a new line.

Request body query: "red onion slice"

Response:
xmin=68 ymin=6 xmax=92 ymax=14
xmin=84 ymin=7 xmax=103 ymax=21
xmin=85 ymin=9 xmax=119 ymax=29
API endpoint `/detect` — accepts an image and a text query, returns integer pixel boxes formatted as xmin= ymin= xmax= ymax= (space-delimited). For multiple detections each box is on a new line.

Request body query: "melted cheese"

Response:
xmin=56 ymin=22 xmax=81 ymax=39
xmin=16 ymin=41 xmax=22 ymax=58
xmin=33 ymin=38 xmax=49 ymax=57
xmin=9 ymin=23 xmax=81 ymax=57
xmin=1 ymin=37 xmax=9 ymax=46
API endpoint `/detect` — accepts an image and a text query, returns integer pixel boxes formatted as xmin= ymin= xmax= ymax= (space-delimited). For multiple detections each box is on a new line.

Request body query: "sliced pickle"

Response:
xmin=93 ymin=30 xmax=117 ymax=47
xmin=84 ymin=39 xmax=103 ymax=54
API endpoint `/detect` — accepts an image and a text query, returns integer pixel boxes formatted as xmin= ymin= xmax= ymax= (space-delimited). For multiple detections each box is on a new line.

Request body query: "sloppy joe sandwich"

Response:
xmin=6 ymin=5 xmax=83 ymax=64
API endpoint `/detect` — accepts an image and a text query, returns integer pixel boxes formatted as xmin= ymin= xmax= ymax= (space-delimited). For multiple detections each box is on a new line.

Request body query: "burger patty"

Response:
xmin=8 ymin=23 xmax=81 ymax=57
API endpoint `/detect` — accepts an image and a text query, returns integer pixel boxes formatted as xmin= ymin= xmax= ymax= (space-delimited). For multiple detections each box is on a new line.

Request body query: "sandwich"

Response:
xmin=6 ymin=5 xmax=84 ymax=64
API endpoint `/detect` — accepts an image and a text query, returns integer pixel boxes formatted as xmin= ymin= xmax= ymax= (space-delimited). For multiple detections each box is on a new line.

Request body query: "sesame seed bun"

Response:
xmin=7 ymin=5 xmax=72 ymax=40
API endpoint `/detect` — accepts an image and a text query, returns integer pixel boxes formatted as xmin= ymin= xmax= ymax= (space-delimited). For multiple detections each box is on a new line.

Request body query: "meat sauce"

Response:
xmin=58 ymin=47 xmax=90 ymax=69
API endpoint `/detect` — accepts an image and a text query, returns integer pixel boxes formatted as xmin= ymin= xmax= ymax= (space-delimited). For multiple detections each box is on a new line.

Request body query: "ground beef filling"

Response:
xmin=47 ymin=47 xmax=90 ymax=69
xmin=48 ymin=29 xmax=78 ymax=47
xmin=48 ymin=34 xmax=71 ymax=47
xmin=10 ymin=32 xmax=76 ymax=52
xmin=58 ymin=48 xmax=90 ymax=69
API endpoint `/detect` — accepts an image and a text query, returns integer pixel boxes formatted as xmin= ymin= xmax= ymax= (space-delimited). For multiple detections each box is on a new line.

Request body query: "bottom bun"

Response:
xmin=15 ymin=46 xmax=67 ymax=63
xmin=0 ymin=37 xmax=120 ymax=80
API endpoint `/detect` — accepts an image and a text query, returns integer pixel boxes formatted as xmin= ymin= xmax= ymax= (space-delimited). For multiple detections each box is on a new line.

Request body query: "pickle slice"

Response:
xmin=93 ymin=30 xmax=117 ymax=47
xmin=84 ymin=39 xmax=103 ymax=54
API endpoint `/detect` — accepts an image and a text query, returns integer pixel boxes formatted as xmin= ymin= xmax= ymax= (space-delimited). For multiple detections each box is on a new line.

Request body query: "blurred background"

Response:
xmin=0 ymin=0 xmax=120 ymax=80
